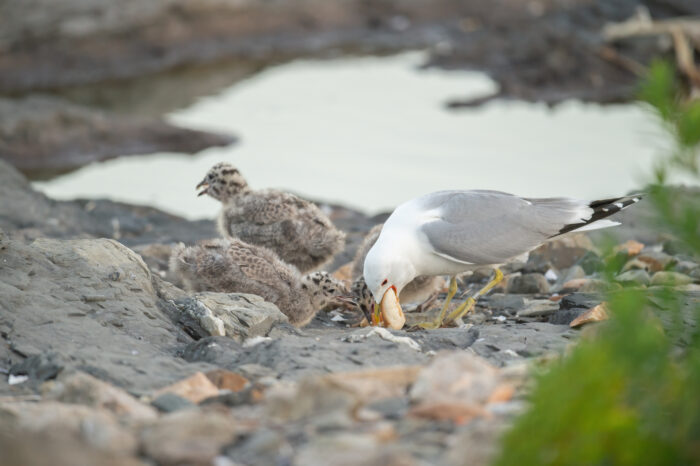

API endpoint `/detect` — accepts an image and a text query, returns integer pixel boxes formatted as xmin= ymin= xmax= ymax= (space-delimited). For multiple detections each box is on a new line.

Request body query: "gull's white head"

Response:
xmin=363 ymin=239 xmax=414 ymax=303
xmin=363 ymin=239 xmax=412 ymax=329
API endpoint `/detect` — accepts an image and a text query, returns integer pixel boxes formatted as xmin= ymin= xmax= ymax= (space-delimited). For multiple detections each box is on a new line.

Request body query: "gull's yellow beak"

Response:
xmin=378 ymin=286 xmax=405 ymax=330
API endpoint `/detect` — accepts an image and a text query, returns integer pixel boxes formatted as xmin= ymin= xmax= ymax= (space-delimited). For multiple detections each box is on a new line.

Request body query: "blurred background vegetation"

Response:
xmin=495 ymin=62 xmax=700 ymax=466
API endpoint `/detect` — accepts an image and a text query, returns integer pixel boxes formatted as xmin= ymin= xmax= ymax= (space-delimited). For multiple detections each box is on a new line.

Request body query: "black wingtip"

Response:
xmin=555 ymin=194 xmax=643 ymax=237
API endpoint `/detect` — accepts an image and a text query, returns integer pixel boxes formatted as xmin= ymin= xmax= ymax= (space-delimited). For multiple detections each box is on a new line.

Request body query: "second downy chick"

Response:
xmin=170 ymin=238 xmax=348 ymax=327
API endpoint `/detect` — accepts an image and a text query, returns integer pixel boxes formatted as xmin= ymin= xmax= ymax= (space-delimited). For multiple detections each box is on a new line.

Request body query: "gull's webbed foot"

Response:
xmin=413 ymin=276 xmax=458 ymax=329
xmin=446 ymin=268 xmax=504 ymax=324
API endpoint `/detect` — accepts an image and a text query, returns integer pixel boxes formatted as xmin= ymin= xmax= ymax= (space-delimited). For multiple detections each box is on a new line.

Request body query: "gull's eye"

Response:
xmin=381 ymin=279 xmax=388 ymax=286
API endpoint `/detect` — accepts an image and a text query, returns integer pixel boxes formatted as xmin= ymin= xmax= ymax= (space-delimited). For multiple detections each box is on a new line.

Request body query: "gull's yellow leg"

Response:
xmin=447 ymin=268 xmax=504 ymax=323
xmin=416 ymin=276 xmax=458 ymax=329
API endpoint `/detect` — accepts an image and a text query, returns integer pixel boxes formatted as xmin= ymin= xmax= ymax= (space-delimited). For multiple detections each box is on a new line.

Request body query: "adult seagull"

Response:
xmin=363 ymin=190 xmax=642 ymax=329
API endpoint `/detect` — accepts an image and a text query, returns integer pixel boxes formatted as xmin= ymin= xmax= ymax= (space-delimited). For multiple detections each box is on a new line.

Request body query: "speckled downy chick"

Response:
xmin=350 ymin=224 xmax=445 ymax=316
xmin=196 ymin=162 xmax=345 ymax=273
xmin=169 ymin=238 xmax=349 ymax=327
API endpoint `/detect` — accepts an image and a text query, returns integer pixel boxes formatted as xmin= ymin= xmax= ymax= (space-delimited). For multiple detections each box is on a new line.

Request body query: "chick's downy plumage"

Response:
xmin=197 ymin=162 xmax=345 ymax=273
xmin=169 ymin=238 xmax=348 ymax=327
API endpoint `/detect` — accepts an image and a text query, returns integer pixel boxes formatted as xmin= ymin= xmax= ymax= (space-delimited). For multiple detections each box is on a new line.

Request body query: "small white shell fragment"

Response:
xmin=243 ymin=336 xmax=272 ymax=348
xmin=545 ymin=269 xmax=558 ymax=282
xmin=8 ymin=374 xmax=28 ymax=385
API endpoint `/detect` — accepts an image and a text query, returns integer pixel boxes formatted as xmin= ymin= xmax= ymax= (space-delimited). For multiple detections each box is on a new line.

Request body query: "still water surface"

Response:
xmin=35 ymin=52 xmax=664 ymax=219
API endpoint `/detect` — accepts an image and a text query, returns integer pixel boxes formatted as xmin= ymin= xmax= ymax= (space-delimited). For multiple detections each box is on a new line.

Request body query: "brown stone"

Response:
xmin=529 ymin=235 xmax=596 ymax=269
xmin=205 ymin=370 xmax=249 ymax=392
xmin=323 ymin=366 xmax=422 ymax=401
xmin=560 ymin=278 xmax=590 ymax=292
xmin=409 ymin=402 xmax=489 ymax=423
xmin=153 ymin=372 xmax=219 ymax=403
xmin=409 ymin=351 xmax=517 ymax=423
xmin=42 ymin=371 xmax=157 ymax=421
xmin=0 ymin=401 xmax=137 ymax=455
xmin=570 ymin=303 xmax=609 ymax=328
xmin=614 ymin=240 xmax=645 ymax=256
xmin=637 ymin=251 xmax=676 ymax=273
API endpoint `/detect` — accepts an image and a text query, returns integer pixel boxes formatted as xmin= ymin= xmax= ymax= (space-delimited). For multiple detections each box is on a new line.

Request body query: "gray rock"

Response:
xmin=516 ymin=300 xmax=559 ymax=318
xmin=183 ymin=328 xmax=430 ymax=381
xmin=576 ymin=251 xmax=604 ymax=275
xmin=0 ymin=235 xmax=214 ymax=394
xmin=650 ymin=271 xmax=694 ymax=287
xmin=0 ymin=401 xmax=138 ymax=457
xmin=151 ymin=393 xmax=196 ymax=413
xmin=506 ymin=273 xmax=550 ymax=294
xmin=637 ymin=250 xmax=676 ymax=272
xmin=674 ymin=260 xmax=699 ymax=276
xmin=482 ymin=294 xmax=525 ymax=314
xmin=552 ymin=265 xmax=586 ymax=292
xmin=9 ymin=352 xmax=64 ymax=386
xmin=225 ymin=428 xmax=291 ymax=466
xmin=140 ymin=409 xmax=237 ymax=465
xmin=366 ymin=397 xmax=410 ymax=420
xmin=42 ymin=371 xmax=158 ymax=421
xmin=691 ymin=268 xmax=700 ymax=282
xmin=174 ymin=293 xmax=288 ymax=342
xmin=470 ymin=323 xmax=575 ymax=364
xmin=615 ymin=269 xmax=651 ymax=286
xmin=409 ymin=327 xmax=479 ymax=352
xmin=0 ymin=159 xmax=218 ymax=247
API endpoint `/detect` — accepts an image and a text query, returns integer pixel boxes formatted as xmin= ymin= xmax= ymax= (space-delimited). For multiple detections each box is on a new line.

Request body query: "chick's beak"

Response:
xmin=196 ymin=180 xmax=209 ymax=197
xmin=335 ymin=295 xmax=357 ymax=309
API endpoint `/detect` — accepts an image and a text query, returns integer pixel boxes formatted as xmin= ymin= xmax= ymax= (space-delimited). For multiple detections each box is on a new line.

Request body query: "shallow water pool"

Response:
xmin=35 ymin=52 xmax=665 ymax=219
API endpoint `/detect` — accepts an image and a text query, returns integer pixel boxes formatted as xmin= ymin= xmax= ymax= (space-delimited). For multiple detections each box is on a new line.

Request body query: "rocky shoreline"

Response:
xmin=1 ymin=158 xmax=698 ymax=464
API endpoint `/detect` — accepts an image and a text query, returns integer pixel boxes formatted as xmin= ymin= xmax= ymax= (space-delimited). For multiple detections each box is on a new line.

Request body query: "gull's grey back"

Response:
xmin=417 ymin=190 xmax=605 ymax=265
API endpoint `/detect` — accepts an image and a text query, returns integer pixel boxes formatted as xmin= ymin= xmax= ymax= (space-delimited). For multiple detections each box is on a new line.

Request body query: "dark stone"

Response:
xmin=225 ymin=428 xmax=289 ymax=466
xmin=558 ymin=293 xmax=603 ymax=311
xmin=200 ymin=386 xmax=261 ymax=407
xmin=576 ymin=251 xmax=604 ymax=275
xmin=549 ymin=309 xmax=586 ymax=326
xmin=367 ymin=397 xmax=410 ymax=420
xmin=180 ymin=337 xmax=244 ymax=366
xmin=9 ymin=352 xmax=64 ymax=384
xmin=549 ymin=292 xmax=602 ymax=325
xmin=151 ymin=393 xmax=196 ymax=413
xmin=0 ymin=96 xmax=236 ymax=179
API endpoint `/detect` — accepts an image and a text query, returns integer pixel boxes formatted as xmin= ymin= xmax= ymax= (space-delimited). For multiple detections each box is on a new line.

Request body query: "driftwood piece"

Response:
xmin=603 ymin=10 xmax=700 ymax=89
xmin=603 ymin=15 xmax=700 ymax=42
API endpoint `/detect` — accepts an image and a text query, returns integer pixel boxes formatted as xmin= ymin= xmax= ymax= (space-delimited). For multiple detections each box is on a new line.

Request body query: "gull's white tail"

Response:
xmin=554 ymin=194 xmax=643 ymax=237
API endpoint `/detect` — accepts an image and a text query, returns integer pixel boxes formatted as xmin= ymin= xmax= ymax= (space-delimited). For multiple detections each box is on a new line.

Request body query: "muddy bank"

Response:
xmin=0 ymin=96 xmax=236 ymax=179
xmin=2 ymin=0 xmax=695 ymax=102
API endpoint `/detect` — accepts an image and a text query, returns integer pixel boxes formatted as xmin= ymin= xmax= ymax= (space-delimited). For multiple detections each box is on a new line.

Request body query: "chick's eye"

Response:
xmin=381 ymin=279 xmax=388 ymax=286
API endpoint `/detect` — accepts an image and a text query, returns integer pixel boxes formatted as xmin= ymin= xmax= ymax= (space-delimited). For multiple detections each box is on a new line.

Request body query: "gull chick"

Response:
xmin=197 ymin=162 xmax=345 ymax=273
xmin=170 ymin=238 xmax=349 ymax=327
xmin=364 ymin=190 xmax=642 ymax=329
